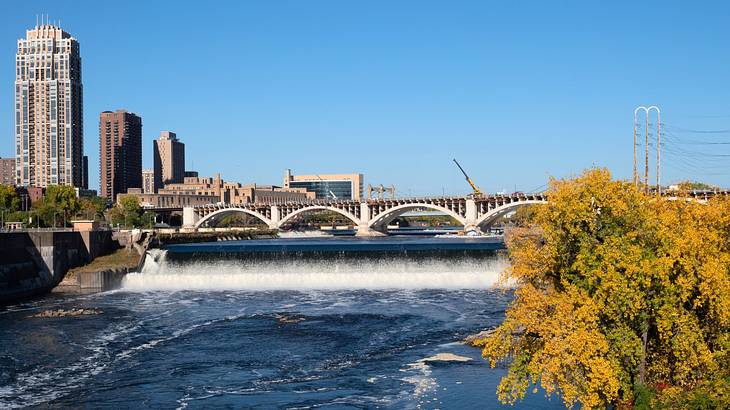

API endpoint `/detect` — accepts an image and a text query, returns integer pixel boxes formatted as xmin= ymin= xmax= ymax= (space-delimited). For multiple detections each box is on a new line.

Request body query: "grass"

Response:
xmin=67 ymin=247 xmax=141 ymax=277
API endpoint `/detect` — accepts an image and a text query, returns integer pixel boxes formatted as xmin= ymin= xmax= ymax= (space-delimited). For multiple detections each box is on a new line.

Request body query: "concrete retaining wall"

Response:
xmin=77 ymin=268 xmax=129 ymax=290
xmin=0 ymin=230 xmax=115 ymax=304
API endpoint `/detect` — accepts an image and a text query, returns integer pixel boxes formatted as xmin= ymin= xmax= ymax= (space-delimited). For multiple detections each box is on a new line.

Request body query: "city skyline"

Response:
xmin=2 ymin=1 xmax=730 ymax=195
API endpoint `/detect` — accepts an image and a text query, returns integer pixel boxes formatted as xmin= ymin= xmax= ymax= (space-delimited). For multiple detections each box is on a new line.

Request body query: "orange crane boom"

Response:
xmin=453 ymin=159 xmax=483 ymax=196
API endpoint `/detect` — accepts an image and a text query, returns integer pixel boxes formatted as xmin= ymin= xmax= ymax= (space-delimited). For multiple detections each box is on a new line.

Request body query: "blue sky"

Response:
xmin=2 ymin=1 xmax=730 ymax=194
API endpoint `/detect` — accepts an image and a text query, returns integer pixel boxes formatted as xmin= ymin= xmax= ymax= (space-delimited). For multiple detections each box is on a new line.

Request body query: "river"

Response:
xmin=0 ymin=236 xmax=561 ymax=409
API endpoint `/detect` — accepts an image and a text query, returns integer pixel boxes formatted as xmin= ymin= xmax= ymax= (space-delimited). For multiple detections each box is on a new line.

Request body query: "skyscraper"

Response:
xmin=153 ymin=131 xmax=185 ymax=189
xmin=14 ymin=21 xmax=83 ymax=187
xmin=82 ymin=155 xmax=88 ymax=189
xmin=99 ymin=110 xmax=142 ymax=201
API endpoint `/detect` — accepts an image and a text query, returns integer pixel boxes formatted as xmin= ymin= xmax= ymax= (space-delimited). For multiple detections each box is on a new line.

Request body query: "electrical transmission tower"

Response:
xmin=633 ymin=106 xmax=661 ymax=195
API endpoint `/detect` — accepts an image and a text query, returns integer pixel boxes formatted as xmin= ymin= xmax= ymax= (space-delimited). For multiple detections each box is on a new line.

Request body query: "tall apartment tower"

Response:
xmin=153 ymin=131 xmax=185 ymax=190
xmin=14 ymin=21 xmax=84 ymax=187
xmin=82 ymin=155 xmax=88 ymax=189
xmin=99 ymin=110 xmax=142 ymax=201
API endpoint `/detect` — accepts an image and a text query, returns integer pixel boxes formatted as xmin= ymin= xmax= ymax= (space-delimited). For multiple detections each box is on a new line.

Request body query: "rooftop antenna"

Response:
xmin=36 ymin=14 xmax=39 ymax=28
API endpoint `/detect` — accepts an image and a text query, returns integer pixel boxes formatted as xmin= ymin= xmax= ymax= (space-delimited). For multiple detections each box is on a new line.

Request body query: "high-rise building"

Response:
xmin=99 ymin=110 xmax=142 ymax=201
xmin=142 ymin=169 xmax=155 ymax=194
xmin=0 ymin=157 xmax=16 ymax=186
xmin=283 ymin=169 xmax=363 ymax=200
xmin=153 ymin=131 xmax=185 ymax=189
xmin=15 ymin=21 xmax=83 ymax=187
xmin=82 ymin=155 xmax=88 ymax=189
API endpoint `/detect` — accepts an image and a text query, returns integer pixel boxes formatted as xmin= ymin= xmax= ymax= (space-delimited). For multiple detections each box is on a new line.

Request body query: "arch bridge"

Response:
xmin=182 ymin=194 xmax=548 ymax=236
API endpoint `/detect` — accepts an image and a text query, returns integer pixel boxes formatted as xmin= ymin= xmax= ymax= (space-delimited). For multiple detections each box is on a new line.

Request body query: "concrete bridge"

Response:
xmin=182 ymin=194 xmax=548 ymax=236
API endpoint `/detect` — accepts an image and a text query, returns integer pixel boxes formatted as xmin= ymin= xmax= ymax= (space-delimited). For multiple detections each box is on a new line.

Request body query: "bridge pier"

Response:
xmin=270 ymin=206 xmax=281 ymax=230
xmin=182 ymin=207 xmax=200 ymax=229
xmin=463 ymin=199 xmax=479 ymax=233
xmin=355 ymin=225 xmax=386 ymax=237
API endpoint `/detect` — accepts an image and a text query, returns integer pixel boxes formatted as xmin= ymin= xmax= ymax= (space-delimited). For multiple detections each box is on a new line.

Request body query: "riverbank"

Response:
xmin=55 ymin=248 xmax=142 ymax=293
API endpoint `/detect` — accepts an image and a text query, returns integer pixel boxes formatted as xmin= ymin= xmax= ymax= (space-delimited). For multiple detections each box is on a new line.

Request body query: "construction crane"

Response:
xmin=452 ymin=158 xmax=483 ymax=196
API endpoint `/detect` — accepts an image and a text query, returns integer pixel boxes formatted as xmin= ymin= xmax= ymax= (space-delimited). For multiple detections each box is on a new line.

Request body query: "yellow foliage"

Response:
xmin=480 ymin=168 xmax=730 ymax=408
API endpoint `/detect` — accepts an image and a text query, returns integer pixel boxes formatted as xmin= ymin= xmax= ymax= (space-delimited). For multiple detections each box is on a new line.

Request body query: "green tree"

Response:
xmin=0 ymin=184 xmax=21 ymax=228
xmin=108 ymin=195 xmax=142 ymax=227
xmin=77 ymin=196 xmax=107 ymax=220
xmin=46 ymin=185 xmax=80 ymax=226
xmin=28 ymin=185 xmax=81 ymax=227
xmin=0 ymin=184 xmax=20 ymax=212
xmin=676 ymin=180 xmax=716 ymax=191
xmin=477 ymin=169 xmax=730 ymax=408
xmin=140 ymin=211 xmax=156 ymax=228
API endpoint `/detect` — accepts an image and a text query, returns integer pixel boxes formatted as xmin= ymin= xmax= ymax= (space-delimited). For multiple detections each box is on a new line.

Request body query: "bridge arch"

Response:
xmin=195 ymin=207 xmax=273 ymax=228
xmin=277 ymin=206 xmax=361 ymax=228
xmin=474 ymin=200 xmax=546 ymax=230
xmin=368 ymin=203 xmax=466 ymax=230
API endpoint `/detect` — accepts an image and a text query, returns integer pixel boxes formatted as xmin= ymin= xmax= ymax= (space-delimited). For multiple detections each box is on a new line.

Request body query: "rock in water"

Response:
xmin=31 ymin=308 xmax=102 ymax=318
xmin=274 ymin=313 xmax=305 ymax=324
xmin=417 ymin=353 xmax=472 ymax=364
xmin=464 ymin=329 xmax=495 ymax=347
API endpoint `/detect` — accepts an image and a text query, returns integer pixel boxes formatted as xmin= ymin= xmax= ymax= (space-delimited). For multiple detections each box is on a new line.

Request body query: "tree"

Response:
xmin=0 ymin=184 xmax=20 ymax=212
xmin=28 ymin=185 xmax=81 ymax=227
xmin=77 ymin=196 xmax=106 ymax=220
xmin=108 ymin=195 xmax=142 ymax=227
xmin=676 ymin=180 xmax=716 ymax=191
xmin=45 ymin=185 xmax=80 ymax=226
xmin=477 ymin=169 xmax=730 ymax=408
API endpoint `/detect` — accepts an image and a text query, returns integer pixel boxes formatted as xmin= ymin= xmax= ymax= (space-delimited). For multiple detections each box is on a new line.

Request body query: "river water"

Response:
xmin=0 ymin=236 xmax=561 ymax=409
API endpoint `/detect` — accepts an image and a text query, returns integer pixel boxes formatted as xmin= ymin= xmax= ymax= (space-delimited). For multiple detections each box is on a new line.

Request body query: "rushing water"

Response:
xmin=0 ymin=237 xmax=561 ymax=409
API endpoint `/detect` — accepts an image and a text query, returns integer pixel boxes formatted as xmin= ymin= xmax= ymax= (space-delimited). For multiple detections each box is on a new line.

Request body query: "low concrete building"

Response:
xmin=240 ymin=184 xmax=315 ymax=204
xmin=72 ymin=220 xmax=100 ymax=232
xmin=283 ymin=169 xmax=364 ymax=200
xmin=161 ymin=174 xmax=314 ymax=204
xmin=118 ymin=188 xmax=219 ymax=208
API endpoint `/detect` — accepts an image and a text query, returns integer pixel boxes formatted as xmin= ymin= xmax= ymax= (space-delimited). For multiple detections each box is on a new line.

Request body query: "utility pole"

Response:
xmin=656 ymin=108 xmax=661 ymax=196
xmin=633 ymin=106 xmax=661 ymax=194
xmin=633 ymin=108 xmax=639 ymax=186
xmin=645 ymin=108 xmax=649 ymax=194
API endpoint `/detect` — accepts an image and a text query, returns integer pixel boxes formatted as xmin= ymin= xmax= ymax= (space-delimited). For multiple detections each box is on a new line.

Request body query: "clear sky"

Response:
xmin=2 ymin=1 xmax=730 ymax=195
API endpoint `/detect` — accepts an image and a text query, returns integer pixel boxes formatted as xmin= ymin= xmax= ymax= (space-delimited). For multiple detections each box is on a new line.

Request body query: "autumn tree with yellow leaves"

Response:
xmin=476 ymin=169 xmax=730 ymax=409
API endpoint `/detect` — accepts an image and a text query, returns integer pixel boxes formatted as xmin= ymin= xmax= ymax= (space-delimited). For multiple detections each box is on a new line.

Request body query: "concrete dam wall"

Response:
xmin=0 ymin=230 xmax=114 ymax=304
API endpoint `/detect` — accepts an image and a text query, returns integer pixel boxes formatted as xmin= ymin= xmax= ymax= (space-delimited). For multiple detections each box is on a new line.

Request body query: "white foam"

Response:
xmin=277 ymin=231 xmax=334 ymax=238
xmin=123 ymin=257 xmax=508 ymax=291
